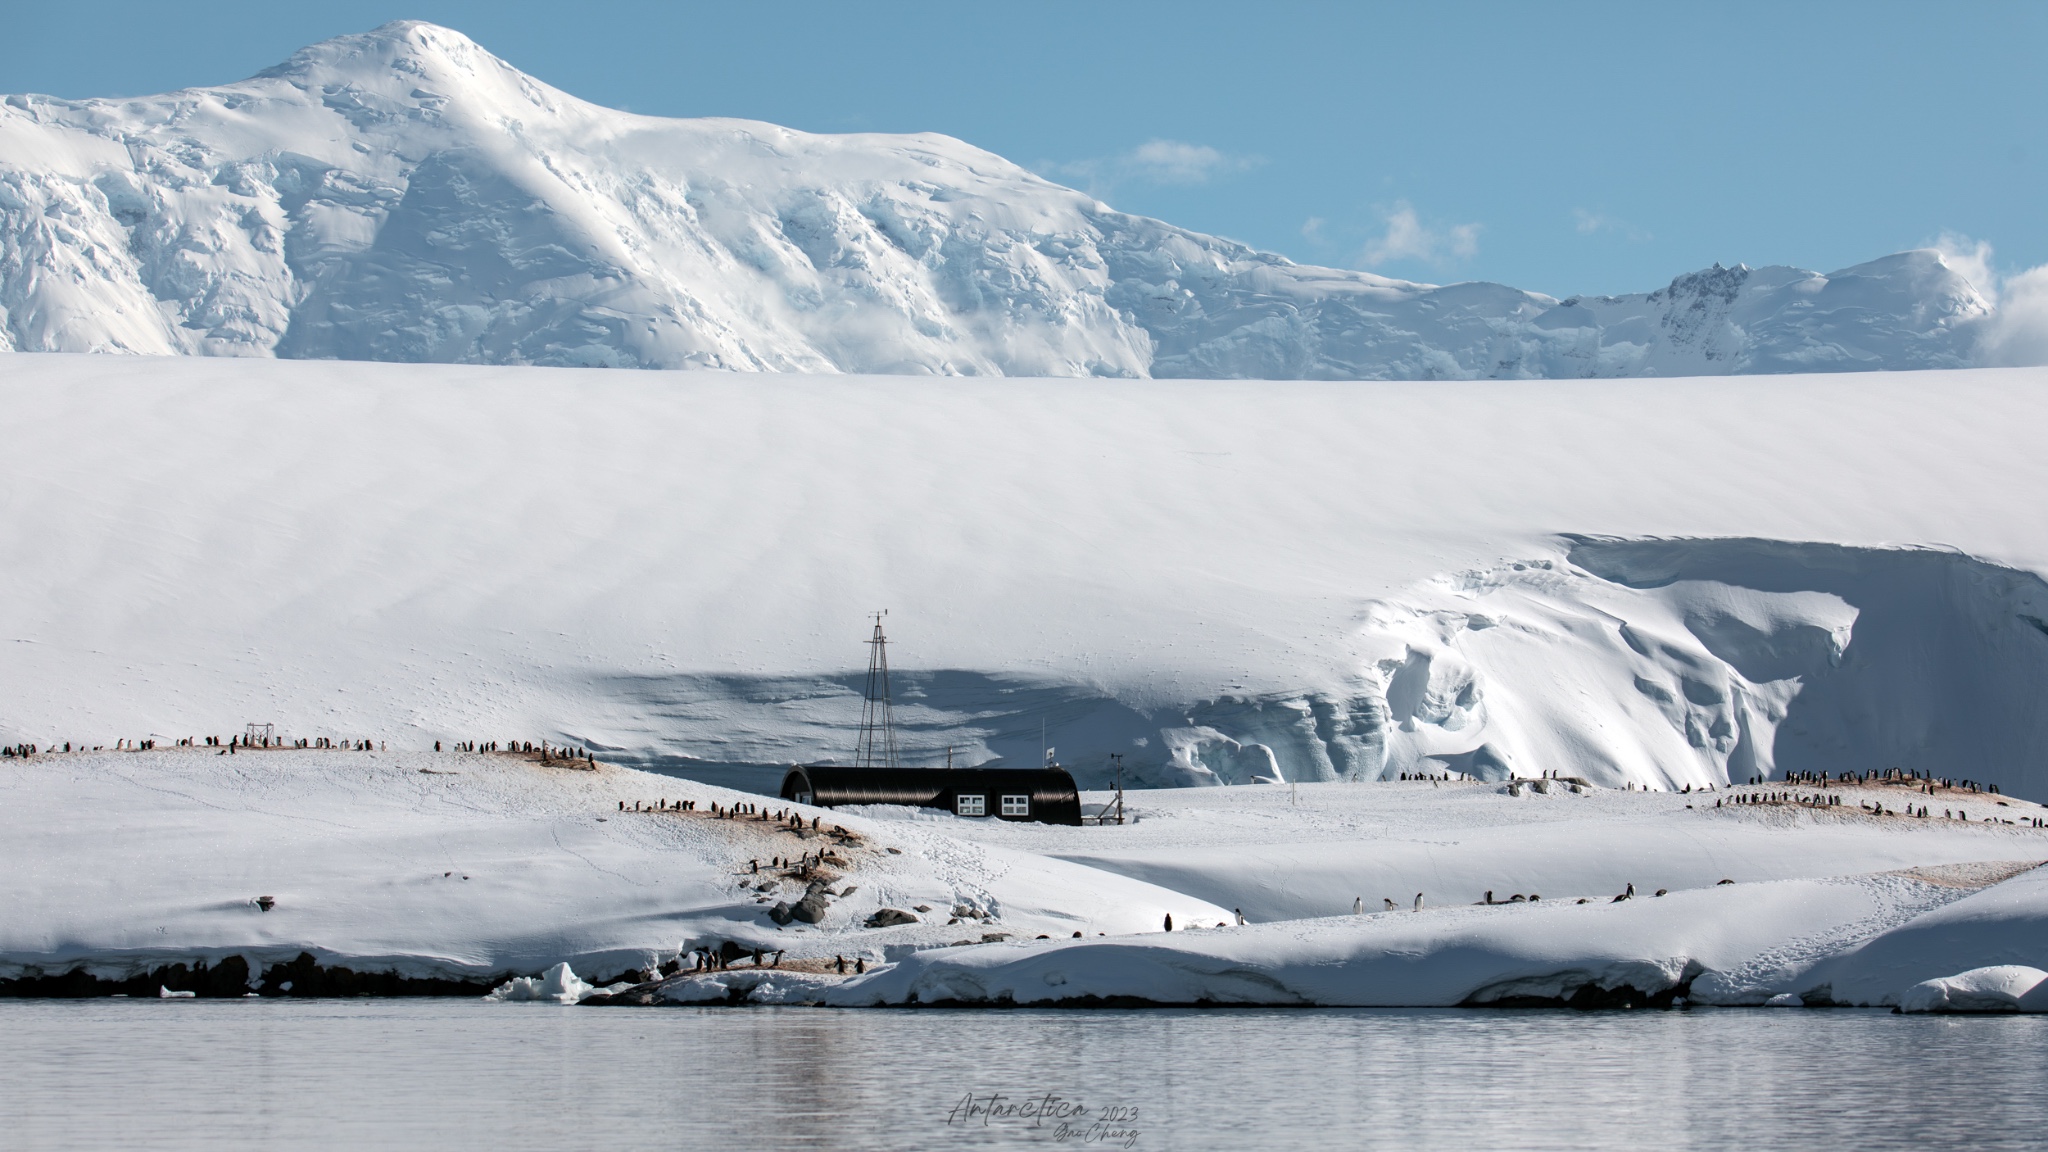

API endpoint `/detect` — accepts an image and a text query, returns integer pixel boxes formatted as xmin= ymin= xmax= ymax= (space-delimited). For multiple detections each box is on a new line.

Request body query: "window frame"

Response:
xmin=955 ymin=793 xmax=987 ymax=817
xmin=1000 ymin=794 xmax=1031 ymax=817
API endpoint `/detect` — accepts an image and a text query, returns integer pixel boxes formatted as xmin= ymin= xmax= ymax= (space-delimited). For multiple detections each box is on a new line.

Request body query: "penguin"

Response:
xmin=1413 ymin=893 xmax=1425 ymax=911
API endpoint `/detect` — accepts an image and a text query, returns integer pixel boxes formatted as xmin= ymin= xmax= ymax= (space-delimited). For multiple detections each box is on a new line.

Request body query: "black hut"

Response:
xmin=780 ymin=764 xmax=1082 ymax=826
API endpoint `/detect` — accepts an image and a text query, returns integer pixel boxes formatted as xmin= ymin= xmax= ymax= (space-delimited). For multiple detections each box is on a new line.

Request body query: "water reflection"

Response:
xmin=2 ymin=1001 xmax=2044 ymax=1151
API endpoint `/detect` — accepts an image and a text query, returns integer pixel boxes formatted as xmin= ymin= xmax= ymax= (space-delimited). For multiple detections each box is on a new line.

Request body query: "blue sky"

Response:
xmin=8 ymin=1 xmax=2044 ymax=297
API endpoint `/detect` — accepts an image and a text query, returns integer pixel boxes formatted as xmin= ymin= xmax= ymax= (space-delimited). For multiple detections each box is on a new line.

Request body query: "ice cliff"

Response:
xmin=0 ymin=22 xmax=2000 ymax=378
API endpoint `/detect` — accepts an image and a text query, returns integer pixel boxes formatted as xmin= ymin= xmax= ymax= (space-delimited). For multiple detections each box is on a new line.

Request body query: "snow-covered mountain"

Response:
xmin=0 ymin=22 xmax=1999 ymax=378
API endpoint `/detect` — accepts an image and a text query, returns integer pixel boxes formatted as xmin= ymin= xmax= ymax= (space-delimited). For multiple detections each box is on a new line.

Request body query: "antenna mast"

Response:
xmin=854 ymin=611 xmax=900 ymax=769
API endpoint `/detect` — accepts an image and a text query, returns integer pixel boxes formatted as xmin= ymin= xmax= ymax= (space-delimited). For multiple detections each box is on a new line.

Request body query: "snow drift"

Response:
xmin=1896 ymin=966 xmax=2048 ymax=1013
xmin=0 ymin=21 xmax=2008 ymax=378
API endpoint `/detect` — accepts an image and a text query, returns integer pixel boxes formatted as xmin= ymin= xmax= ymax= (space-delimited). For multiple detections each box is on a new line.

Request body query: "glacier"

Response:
xmin=0 ymin=21 xmax=2004 ymax=379
xmin=4 ymin=351 xmax=2048 ymax=800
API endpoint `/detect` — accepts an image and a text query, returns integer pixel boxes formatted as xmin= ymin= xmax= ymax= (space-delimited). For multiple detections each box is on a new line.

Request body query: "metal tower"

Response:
xmin=854 ymin=611 xmax=900 ymax=769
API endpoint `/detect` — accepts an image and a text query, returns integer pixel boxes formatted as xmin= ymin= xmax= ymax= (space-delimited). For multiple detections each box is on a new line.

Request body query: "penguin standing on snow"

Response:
xmin=1413 ymin=893 xmax=1425 ymax=911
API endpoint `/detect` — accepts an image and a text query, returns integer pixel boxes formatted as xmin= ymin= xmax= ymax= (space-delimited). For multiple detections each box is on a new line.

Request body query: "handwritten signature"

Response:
xmin=945 ymin=1092 xmax=1141 ymax=1147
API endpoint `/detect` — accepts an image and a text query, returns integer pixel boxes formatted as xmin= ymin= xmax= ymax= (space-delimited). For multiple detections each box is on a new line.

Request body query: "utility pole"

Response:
xmin=1110 ymin=753 xmax=1125 ymax=826
xmin=853 ymin=611 xmax=899 ymax=769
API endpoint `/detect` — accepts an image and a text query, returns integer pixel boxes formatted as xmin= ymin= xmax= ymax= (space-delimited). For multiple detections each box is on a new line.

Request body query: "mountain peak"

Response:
xmin=255 ymin=20 xmax=511 ymax=86
xmin=0 ymin=21 xmax=2009 ymax=379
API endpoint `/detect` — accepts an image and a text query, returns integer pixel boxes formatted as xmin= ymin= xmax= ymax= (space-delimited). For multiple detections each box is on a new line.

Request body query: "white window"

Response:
xmin=955 ymin=793 xmax=986 ymax=817
xmin=1000 ymin=794 xmax=1031 ymax=817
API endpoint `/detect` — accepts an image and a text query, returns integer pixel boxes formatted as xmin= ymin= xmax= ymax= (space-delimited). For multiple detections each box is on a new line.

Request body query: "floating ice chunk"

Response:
xmin=1898 ymin=965 xmax=2048 ymax=1013
xmin=1763 ymin=992 xmax=1803 ymax=1007
xmin=485 ymin=961 xmax=604 ymax=1003
xmin=158 ymin=986 xmax=195 ymax=999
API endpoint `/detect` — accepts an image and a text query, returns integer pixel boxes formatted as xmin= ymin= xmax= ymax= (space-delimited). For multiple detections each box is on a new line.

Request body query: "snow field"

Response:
xmin=9 ymin=747 xmax=2046 ymax=1011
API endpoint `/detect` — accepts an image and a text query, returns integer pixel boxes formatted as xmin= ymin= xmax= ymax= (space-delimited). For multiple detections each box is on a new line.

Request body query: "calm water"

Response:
xmin=3 ymin=1000 xmax=2046 ymax=1151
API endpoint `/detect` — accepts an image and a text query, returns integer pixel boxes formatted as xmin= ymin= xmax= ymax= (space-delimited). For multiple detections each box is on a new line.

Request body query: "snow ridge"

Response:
xmin=0 ymin=22 xmax=2001 ymax=378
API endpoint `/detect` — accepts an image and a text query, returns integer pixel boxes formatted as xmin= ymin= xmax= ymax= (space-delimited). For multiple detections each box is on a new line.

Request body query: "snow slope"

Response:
xmin=4 ymin=352 xmax=2048 ymax=798
xmin=823 ymin=874 xmax=1993 ymax=1009
xmin=824 ymin=869 xmax=2048 ymax=1009
xmin=0 ymin=21 xmax=2002 ymax=378
xmin=12 ymin=352 xmax=2048 ymax=799
xmin=973 ymin=781 xmax=2048 ymax=923
xmin=1811 ymin=863 xmax=2048 ymax=1006
xmin=820 ymin=781 xmax=2048 ymax=1009
xmin=0 ymin=746 xmax=1220 ymax=985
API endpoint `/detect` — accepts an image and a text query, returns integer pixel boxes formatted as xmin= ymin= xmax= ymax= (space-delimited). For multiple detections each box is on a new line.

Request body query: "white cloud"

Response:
xmin=1977 ymin=264 xmax=2048 ymax=367
xmin=1360 ymin=201 xmax=1480 ymax=268
xmin=1928 ymin=234 xmax=2048 ymax=367
xmin=1300 ymin=216 xmax=1326 ymax=243
xmin=1934 ymin=232 xmax=1997 ymax=304
xmin=1127 ymin=140 xmax=1239 ymax=184
xmin=1039 ymin=140 xmax=1260 ymax=195
xmin=1574 ymin=209 xmax=1652 ymax=243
